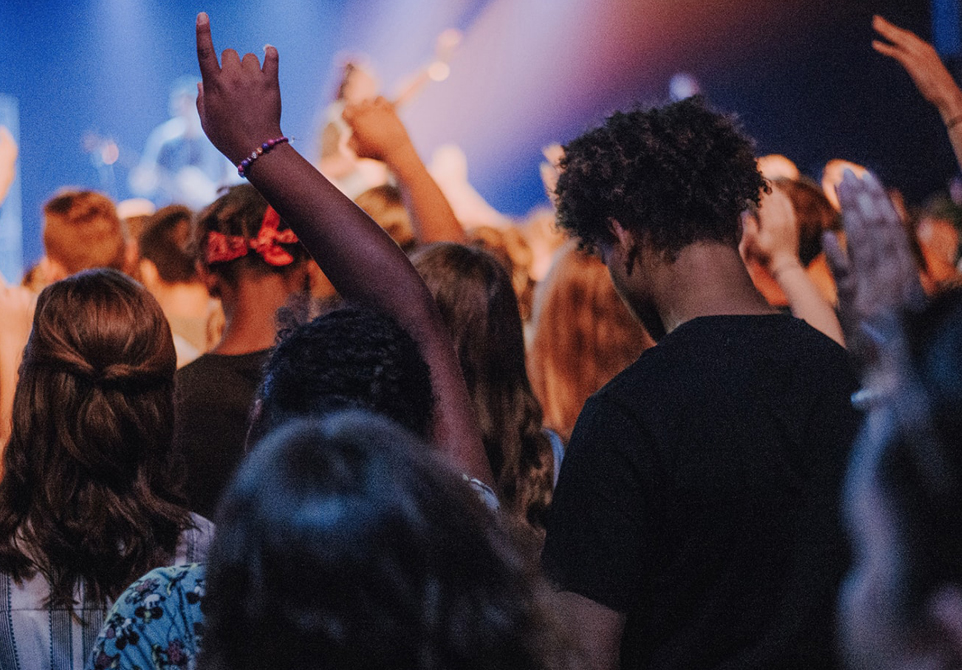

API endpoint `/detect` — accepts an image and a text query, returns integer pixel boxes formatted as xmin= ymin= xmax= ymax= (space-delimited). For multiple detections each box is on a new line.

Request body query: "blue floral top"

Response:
xmin=87 ymin=564 xmax=207 ymax=670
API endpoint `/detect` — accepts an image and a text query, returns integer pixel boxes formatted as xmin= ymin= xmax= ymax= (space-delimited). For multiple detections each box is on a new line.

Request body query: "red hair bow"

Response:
xmin=204 ymin=206 xmax=299 ymax=267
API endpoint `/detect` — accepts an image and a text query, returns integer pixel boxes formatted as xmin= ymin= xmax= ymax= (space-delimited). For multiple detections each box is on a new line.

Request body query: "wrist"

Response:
xmin=939 ymin=88 xmax=962 ymax=126
xmin=381 ymin=142 xmax=421 ymax=172
xmin=768 ymin=255 xmax=804 ymax=279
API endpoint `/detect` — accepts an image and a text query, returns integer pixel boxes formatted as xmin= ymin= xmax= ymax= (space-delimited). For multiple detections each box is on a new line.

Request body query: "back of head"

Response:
xmin=251 ymin=305 xmax=434 ymax=443
xmin=354 ymin=184 xmax=415 ymax=252
xmin=555 ymin=96 xmax=766 ymax=258
xmin=43 ymin=189 xmax=127 ymax=276
xmin=139 ymin=205 xmax=197 ymax=284
xmin=776 ymin=177 xmax=840 ymax=266
xmin=194 ymin=183 xmax=308 ymax=285
xmin=204 ymin=412 xmax=561 ymax=670
xmin=0 ymin=269 xmax=189 ymax=608
xmin=412 ymin=243 xmax=552 ymax=531
xmin=529 ymin=242 xmax=653 ymax=441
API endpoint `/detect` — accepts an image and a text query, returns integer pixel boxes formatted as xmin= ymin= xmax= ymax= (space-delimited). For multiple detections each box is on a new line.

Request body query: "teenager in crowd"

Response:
xmin=172 ymin=184 xmax=311 ymax=519
xmin=0 ymin=270 xmax=212 ymax=670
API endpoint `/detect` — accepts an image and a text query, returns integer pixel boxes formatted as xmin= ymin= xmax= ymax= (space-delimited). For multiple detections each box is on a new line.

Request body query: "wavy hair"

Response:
xmin=412 ymin=243 xmax=553 ymax=535
xmin=203 ymin=413 xmax=568 ymax=670
xmin=529 ymin=242 xmax=653 ymax=441
xmin=0 ymin=269 xmax=193 ymax=609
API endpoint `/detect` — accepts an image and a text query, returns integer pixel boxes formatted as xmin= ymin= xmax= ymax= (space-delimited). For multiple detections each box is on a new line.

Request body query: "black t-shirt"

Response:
xmin=173 ymin=350 xmax=271 ymax=520
xmin=542 ymin=315 xmax=860 ymax=670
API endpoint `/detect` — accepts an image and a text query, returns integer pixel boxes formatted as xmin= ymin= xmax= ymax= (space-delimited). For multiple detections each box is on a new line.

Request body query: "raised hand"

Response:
xmin=342 ymin=97 xmax=414 ymax=165
xmin=740 ymin=186 xmax=800 ymax=275
xmin=743 ymin=187 xmax=845 ymax=346
xmin=194 ymin=12 xmax=282 ymax=165
xmin=824 ymin=171 xmax=924 ymax=365
xmin=873 ymin=15 xmax=962 ymax=121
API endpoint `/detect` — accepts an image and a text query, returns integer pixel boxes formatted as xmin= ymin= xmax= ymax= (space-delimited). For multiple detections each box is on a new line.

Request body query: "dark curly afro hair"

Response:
xmin=555 ymin=96 xmax=767 ymax=259
xmin=251 ymin=305 xmax=434 ymax=443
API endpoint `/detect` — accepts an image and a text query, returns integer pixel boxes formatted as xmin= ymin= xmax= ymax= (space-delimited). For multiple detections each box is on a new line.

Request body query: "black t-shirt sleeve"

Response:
xmin=542 ymin=394 xmax=661 ymax=613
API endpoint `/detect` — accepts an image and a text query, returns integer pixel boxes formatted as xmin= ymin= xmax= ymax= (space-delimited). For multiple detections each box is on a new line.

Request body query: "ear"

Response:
xmin=610 ymin=219 xmax=639 ymax=276
xmin=927 ymin=585 xmax=962 ymax=662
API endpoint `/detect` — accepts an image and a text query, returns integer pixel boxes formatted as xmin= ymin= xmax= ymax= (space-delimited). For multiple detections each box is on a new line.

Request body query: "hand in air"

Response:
xmin=194 ymin=12 xmax=283 ymax=164
xmin=873 ymin=15 xmax=962 ymax=119
xmin=823 ymin=171 xmax=924 ymax=364
xmin=342 ymin=97 xmax=414 ymax=165
xmin=740 ymin=186 xmax=800 ymax=275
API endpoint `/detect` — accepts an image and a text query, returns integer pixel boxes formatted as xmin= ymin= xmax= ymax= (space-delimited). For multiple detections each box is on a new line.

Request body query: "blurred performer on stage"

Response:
xmin=130 ymin=76 xmax=235 ymax=210
xmin=316 ymin=31 xmax=461 ymax=199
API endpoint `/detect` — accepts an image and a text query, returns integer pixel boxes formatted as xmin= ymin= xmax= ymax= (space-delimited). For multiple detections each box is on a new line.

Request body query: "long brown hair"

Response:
xmin=412 ymin=244 xmax=553 ymax=535
xmin=0 ymin=269 xmax=193 ymax=609
xmin=529 ymin=242 xmax=653 ymax=441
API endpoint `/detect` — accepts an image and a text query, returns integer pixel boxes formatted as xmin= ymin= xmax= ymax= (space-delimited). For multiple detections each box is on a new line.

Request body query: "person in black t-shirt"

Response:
xmin=541 ymin=98 xmax=860 ymax=669
xmin=174 ymin=184 xmax=311 ymax=519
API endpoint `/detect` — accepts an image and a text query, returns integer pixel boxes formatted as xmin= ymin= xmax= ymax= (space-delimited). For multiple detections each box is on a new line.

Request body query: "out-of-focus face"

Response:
xmin=839 ymin=414 xmax=923 ymax=670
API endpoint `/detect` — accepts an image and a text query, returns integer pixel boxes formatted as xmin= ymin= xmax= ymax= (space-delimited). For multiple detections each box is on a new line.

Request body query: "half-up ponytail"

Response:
xmin=0 ymin=269 xmax=192 ymax=609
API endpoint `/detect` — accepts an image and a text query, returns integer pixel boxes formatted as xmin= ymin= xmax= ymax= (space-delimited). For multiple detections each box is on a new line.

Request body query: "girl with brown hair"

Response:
xmin=528 ymin=242 xmax=653 ymax=442
xmin=0 ymin=269 xmax=212 ymax=670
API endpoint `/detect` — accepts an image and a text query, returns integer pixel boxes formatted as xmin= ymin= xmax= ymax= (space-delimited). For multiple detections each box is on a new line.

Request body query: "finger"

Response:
xmin=872 ymin=40 xmax=904 ymax=60
xmin=241 ymin=52 xmax=261 ymax=72
xmin=872 ymin=15 xmax=920 ymax=47
xmin=221 ymin=48 xmax=242 ymax=70
xmin=195 ymin=12 xmax=220 ymax=80
xmin=262 ymin=44 xmax=278 ymax=79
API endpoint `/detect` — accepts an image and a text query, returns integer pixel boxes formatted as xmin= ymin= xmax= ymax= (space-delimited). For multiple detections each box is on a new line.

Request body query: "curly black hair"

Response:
xmin=250 ymin=305 xmax=434 ymax=443
xmin=555 ymin=96 xmax=767 ymax=259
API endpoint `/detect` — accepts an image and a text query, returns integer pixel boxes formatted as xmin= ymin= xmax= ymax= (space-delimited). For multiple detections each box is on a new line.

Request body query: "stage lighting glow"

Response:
xmin=428 ymin=62 xmax=451 ymax=82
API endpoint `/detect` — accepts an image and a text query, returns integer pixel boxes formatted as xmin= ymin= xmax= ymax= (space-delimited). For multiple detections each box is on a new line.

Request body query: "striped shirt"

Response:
xmin=0 ymin=514 xmax=214 ymax=670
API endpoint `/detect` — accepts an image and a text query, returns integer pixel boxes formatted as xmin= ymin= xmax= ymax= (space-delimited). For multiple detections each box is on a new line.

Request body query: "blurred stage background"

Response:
xmin=0 ymin=0 xmax=948 ymax=275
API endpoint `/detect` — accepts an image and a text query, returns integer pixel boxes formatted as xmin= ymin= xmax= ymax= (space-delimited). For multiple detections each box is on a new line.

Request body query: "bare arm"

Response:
xmin=0 ymin=127 xmax=17 ymax=208
xmin=741 ymin=188 xmax=845 ymax=346
xmin=553 ymin=591 xmax=625 ymax=670
xmin=344 ymin=98 xmax=465 ymax=244
xmin=0 ymin=280 xmax=36 ymax=450
xmin=194 ymin=13 xmax=492 ymax=485
xmin=873 ymin=15 xmax=962 ymax=170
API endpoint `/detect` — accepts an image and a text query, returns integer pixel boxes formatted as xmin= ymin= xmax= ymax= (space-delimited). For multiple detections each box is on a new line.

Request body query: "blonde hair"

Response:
xmin=528 ymin=242 xmax=653 ymax=441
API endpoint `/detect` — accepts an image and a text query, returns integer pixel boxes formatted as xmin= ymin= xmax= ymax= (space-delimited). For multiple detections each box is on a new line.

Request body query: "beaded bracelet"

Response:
xmin=237 ymin=136 xmax=289 ymax=178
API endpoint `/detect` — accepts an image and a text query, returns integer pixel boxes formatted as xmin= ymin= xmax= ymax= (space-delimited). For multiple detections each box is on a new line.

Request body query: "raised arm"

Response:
xmin=343 ymin=97 xmax=465 ymax=244
xmin=873 ymin=15 xmax=962 ymax=170
xmin=741 ymin=187 xmax=845 ymax=346
xmin=823 ymin=171 xmax=926 ymax=371
xmin=194 ymin=13 xmax=492 ymax=486
xmin=0 ymin=127 xmax=18 ymax=209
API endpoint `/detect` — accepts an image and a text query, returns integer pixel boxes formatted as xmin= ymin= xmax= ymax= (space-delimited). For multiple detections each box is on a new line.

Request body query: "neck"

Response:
xmin=149 ymin=281 xmax=213 ymax=321
xmin=213 ymin=271 xmax=297 ymax=355
xmin=648 ymin=242 xmax=777 ymax=335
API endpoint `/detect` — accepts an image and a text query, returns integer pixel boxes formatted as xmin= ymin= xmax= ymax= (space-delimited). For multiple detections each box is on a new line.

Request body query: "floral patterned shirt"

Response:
xmin=87 ymin=563 xmax=207 ymax=670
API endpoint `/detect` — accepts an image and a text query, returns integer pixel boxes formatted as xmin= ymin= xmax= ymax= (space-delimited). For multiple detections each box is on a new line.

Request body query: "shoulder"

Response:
xmin=173 ymin=514 xmax=215 ymax=565
xmin=90 ymin=564 xmax=207 ymax=670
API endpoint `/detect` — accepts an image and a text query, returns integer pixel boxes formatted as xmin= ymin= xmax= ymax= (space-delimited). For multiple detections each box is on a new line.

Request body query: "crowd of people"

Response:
xmin=0 ymin=10 xmax=959 ymax=670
